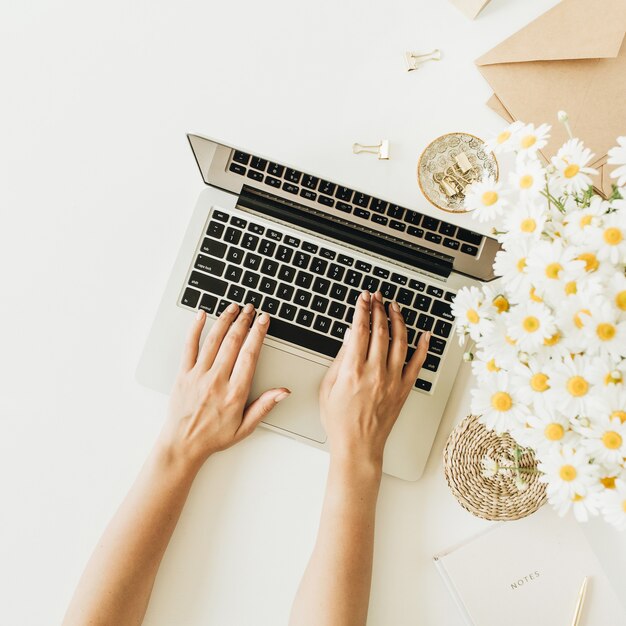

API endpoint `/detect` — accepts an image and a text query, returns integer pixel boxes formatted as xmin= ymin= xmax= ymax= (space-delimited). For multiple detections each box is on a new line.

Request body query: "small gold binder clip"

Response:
xmin=405 ymin=49 xmax=441 ymax=72
xmin=455 ymin=152 xmax=473 ymax=174
xmin=352 ymin=140 xmax=390 ymax=160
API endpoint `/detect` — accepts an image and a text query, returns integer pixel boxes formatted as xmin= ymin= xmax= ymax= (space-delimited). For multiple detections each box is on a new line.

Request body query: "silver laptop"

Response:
xmin=136 ymin=134 xmax=499 ymax=480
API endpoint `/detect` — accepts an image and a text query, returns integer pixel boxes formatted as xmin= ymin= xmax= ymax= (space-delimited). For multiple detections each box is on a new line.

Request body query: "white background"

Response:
xmin=2 ymin=0 xmax=625 ymax=624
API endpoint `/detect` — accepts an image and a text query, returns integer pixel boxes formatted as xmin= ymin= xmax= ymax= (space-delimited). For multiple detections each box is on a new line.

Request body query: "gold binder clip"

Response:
xmin=352 ymin=140 xmax=390 ymax=160
xmin=405 ymin=49 xmax=441 ymax=72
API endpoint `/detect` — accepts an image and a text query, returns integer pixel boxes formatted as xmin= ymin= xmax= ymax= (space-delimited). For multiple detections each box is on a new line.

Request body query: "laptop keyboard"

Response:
xmin=180 ymin=208 xmax=457 ymax=393
xmin=229 ymin=150 xmax=483 ymax=257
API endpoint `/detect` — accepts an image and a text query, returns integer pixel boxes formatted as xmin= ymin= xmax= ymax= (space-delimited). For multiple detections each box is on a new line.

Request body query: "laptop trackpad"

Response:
xmin=250 ymin=342 xmax=328 ymax=444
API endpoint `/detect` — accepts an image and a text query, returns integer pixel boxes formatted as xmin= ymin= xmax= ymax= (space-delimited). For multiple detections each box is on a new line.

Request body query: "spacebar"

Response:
xmin=266 ymin=317 xmax=342 ymax=359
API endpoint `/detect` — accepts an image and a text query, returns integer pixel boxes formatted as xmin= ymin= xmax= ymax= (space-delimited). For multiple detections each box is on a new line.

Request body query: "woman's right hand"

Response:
xmin=319 ymin=290 xmax=430 ymax=469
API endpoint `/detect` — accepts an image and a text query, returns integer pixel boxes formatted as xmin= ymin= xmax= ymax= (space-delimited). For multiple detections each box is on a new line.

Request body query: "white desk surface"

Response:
xmin=2 ymin=0 xmax=625 ymax=624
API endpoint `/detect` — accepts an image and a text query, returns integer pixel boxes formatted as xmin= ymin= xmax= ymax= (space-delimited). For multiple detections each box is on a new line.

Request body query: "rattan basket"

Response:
xmin=443 ymin=415 xmax=547 ymax=521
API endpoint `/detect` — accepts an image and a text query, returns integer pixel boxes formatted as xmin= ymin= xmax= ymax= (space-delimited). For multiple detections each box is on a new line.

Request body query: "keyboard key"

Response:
xmin=409 ymin=279 xmax=425 ymax=291
xmin=233 ymin=151 xmax=250 ymax=165
xmin=265 ymin=176 xmax=281 ymax=188
xmin=439 ymin=222 xmax=457 ymax=236
xmin=336 ymin=201 xmax=352 ymax=213
xmin=229 ymin=163 xmax=246 ymax=175
xmin=397 ymin=288 xmax=413 ymax=305
xmin=417 ymin=314 xmax=435 ymax=331
xmin=443 ymin=238 xmax=460 ymax=250
xmin=408 ymin=226 xmax=424 ymax=238
xmin=370 ymin=199 xmax=388 ymax=213
xmin=259 ymin=239 xmax=277 ymax=257
xmin=279 ymin=302 xmax=297 ymax=321
xmin=181 ymin=287 xmax=201 ymax=308
xmin=327 ymin=263 xmax=345 ymax=281
xmin=243 ymin=291 xmax=263 ymax=308
xmin=444 ymin=291 xmax=456 ymax=302
xmin=431 ymin=300 xmax=454 ymax=321
xmin=354 ymin=208 xmax=370 ymax=219
xmin=390 ymin=220 xmax=406 ymax=232
xmin=199 ymin=293 xmax=218 ymax=314
xmin=380 ymin=282 xmax=396 ymax=299
xmin=294 ymin=289 xmax=312 ymax=307
xmin=247 ymin=170 xmax=263 ymax=182
xmin=295 ymin=271 xmax=313 ymax=289
xmin=259 ymin=277 xmax=277 ymax=294
xmin=347 ymin=289 xmax=361 ymax=305
xmin=330 ymin=283 xmax=348 ymax=301
xmin=337 ymin=254 xmax=353 ymax=266
xmin=319 ymin=180 xmax=336 ymax=195
xmin=226 ymin=248 xmax=244 ymax=265
xmin=461 ymin=243 xmax=479 ymax=256
xmin=405 ymin=210 xmax=420 ymax=225
xmin=302 ymin=174 xmax=319 ymax=190
xmin=425 ymin=232 xmax=442 ymax=245
xmin=224 ymin=227 xmax=242 ymax=245
xmin=262 ymin=297 xmax=280 ymax=314
xmin=335 ymin=186 xmax=353 ymax=201
xmin=282 ymin=182 xmax=299 ymax=194
xmin=216 ymin=299 xmax=230 ymax=315
xmin=390 ymin=273 xmax=407 ymax=285
xmin=195 ymin=254 xmax=225 ymax=276
xmin=407 ymin=328 xmax=416 ymax=345
xmin=267 ymin=162 xmax=284 ymax=177
xmin=296 ymin=309 xmax=314 ymax=327
xmin=284 ymin=236 xmax=301 ymax=247
xmin=230 ymin=216 xmax=246 ymax=229
xmin=277 ymin=265 xmax=296 ymax=282
xmin=225 ymin=264 xmax=243 ymax=282
xmin=422 ymin=216 xmax=440 ymax=231
xmin=320 ymin=248 xmax=336 ymax=260
xmin=402 ymin=308 xmax=417 ymax=326
xmin=429 ymin=337 xmax=446 ymax=355
xmin=345 ymin=307 xmax=355 ymax=323
xmin=248 ymin=223 xmax=265 ymax=235
xmin=414 ymin=378 xmax=432 ymax=392
xmin=355 ymin=260 xmax=372 ymax=272
xmin=362 ymin=276 xmax=380 ymax=292
xmin=250 ymin=156 xmax=267 ymax=171
xmin=188 ymin=271 xmax=227 ymax=296
xmin=293 ymin=251 xmax=311 ymax=269
xmin=261 ymin=259 xmax=279 ymax=276
xmin=206 ymin=220 xmax=225 ymax=238
xmin=328 ymin=302 xmax=347 ymax=319
xmin=266 ymin=229 xmax=282 ymax=241
xmin=241 ymin=233 xmax=259 ymax=250
xmin=311 ymin=295 xmax=329 ymax=313
xmin=276 ymin=283 xmax=295 ymax=301
xmin=372 ymin=214 xmax=388 ymax=226
xmin=300 ymin=189 xmax=317 ymax=201
xmin=242 ymin=271 xmax=260 ymax=289
xmin=387 ymin=205 xmax=404 ymax=219
xmin=201 ymin=238 xmax=227 ymax=258
xmin=345 ymin=270 xmax=363 ymax=287
xmin=276 ymin=245 xmax=293 ymax=263
xmin=373 ymin=266 xmax=389 ymax=279
xmin=456 ymin=228 xmax=483 ymax=245
xmin=330 ymin=321 xmax=349 ymax=340
xmin=243 ymin=253 xmax=262 ymax=270
xmin=213 ymin=210 xmax=230 ymax=222
xmin=423 ymin=354 xmax=440 ymax=372
xmin=266 ymin=317 xmax=341 ymax=359
xmin=427 ymin=286 xmax=444 ymax=298
xmin=434 ymin=319 xmax=452 ymax=337
xmin=319 ymin=195 xmax=334 ymax=207
xmin=302 ymin=242 xmax=318 ymax=254
xmin=414 ymin=294 xmax=432 ymax=311
xmin=227 ymin=284 xmax=245 ymax=303
xmin=310 ymin=258 xmax=328 ymax=275
xmin=313 ymin=315 xmax=332 ymax=333
xmin=353 ymin=192 xmax=371 ymax=207
xmin=285 ymin=168 xmax=302 ymax=183
xmin=313 ymin=277 xmax=331 ymax=295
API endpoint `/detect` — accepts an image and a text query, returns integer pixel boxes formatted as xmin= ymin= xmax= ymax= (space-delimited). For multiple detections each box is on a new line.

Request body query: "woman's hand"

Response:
xmin=159 ymin=303 xmax=290 ymax=471
xmin=319 ymin=290 xmax=430 ymax=468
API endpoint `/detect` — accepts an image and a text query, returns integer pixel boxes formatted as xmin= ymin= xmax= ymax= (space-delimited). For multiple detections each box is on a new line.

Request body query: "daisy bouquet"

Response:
xmin=453 ymin=116 xmax=626 ymax=528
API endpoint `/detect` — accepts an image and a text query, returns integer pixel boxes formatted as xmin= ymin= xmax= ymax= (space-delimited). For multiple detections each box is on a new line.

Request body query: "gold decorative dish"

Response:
xmin=417 ymin=132 xmax=498 ymax=213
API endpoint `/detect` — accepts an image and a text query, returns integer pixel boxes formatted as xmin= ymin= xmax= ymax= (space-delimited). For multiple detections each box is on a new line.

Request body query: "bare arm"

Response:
xmin=289 ymin=290 xmax=429 ymax=626
xmin=62 ymin=303 xmax=290 ymax=626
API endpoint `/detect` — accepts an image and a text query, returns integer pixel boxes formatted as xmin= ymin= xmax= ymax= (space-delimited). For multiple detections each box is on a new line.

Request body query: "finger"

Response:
xmin=319 ymin=329 xmax=349 ymax=396
xmin=196 ymin=302 xmax=240 ymax=371
xmin=342 ymin=291 xmax=371 ymax=366
xmin=181 ymin=310 xmax=207 ymax=371
xmin=402 ymin=330 xmax=430 ymax=387
xmin=387 ymin=301 xmax=409 ymax=376
xmin=230 ymin=312 xmax=270 ymax=389
xmin=366 ymin=291 xmax=389 ymax=365
xmin=236 ymin=388 xmax=291 ymax=439
xmin=210 ymin=303 xmax=257 ymax=378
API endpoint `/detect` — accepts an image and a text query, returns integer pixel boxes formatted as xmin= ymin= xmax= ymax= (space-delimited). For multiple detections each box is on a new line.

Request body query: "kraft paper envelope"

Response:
xmin=476 ymin=0 xmax=626 ymax=196
xmin=449 ymin=0 xmax=493 ymax=20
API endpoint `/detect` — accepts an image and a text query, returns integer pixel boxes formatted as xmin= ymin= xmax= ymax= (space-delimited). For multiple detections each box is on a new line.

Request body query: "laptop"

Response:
xmin=136 ymin=134 xmax=499 ymax=480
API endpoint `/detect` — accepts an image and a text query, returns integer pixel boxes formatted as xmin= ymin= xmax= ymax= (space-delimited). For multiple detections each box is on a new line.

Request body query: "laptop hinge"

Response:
xmin=237 ymin=185 xmax=453 ymax=280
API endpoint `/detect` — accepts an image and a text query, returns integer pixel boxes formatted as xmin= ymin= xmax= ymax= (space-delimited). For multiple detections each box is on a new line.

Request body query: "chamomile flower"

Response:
xmin=601 ymin=479 xmax=626 ymax=530
xmin=477 ymin=314 xmax=522 ymax=366
xmin=587 ymin=356 xmax=626 ymax=389
xmin=511 ymin=355 xmax=554 ymax=408
xmin=605 ymin=273 xmax=626 ymax=318
xmin=554 ymin=490 xmax=601 ymax=522
xmin=583 ymin=416 xmax=626 ymax=465
xmin=471 ymin=350 xmax=504 ymax=383
xmin=492 ymin=239 xmax=533 ymax=295
xmin=515 ymin=407 xmax=579 ymax=455
xmin=562 ymin=196 xmax=608 ymax=245
xmin=555 ymin=294 xmax=592 ymax=353
xmin=547 ymin=354 xmax=596 ymax=416
xmin=515 ymin=123 xmax=551 ymax=160
xmin=450 ymin=286 xmax=494 ymax=341
xmin=508 ymin=160 xmax=545 ymax=200
xmin=463 ymin=176 xmax=509 ymax=222
xmin=538 ymin=447 xmax=599 ymax=503
xmin=485 ymin=121 xmax=525 ymax=154
xmin=470 ymin=371 xmax=529 ymax=434
xmin=588 ymin=383 xmax=626 ymax=425
xmin=501 ymin=203 xmax=546 ymax=242
xmin=506 ymin=302 xmax=556 ymax=351
xmin=524 ymin=240 xmax=584 ymax=295
xmin=579 ymin=297 xmax=626 ymax=359
xmin=608 ymin=136 xmax=626 ymax=188
xmin=588 ymin=212 xmax=626 ymax=264
xmin=551 ymin=138 xmax=597 ymax=194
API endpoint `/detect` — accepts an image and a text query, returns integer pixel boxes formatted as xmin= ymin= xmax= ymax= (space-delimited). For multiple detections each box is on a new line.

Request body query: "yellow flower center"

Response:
xmin=565 ymin=281 xmax=577 ymax=295
xmin=596 ymin=323 xmax=616 ymax=341
xmin=572 ymin=493 xmax=584 ymax=502
xmin=604 ymin=227 xmax=623 ymax=245
xmin=616 ymin=291 xmax=626 ymax=311
xmin=519 ymin=174 xmax=534 ymax=189
xmin=492 ymin=295 xmax=509 ymax=314
xmin=486 ymin=358 xmax=500 ymax=372
xmin=522 ymin=316 xmax=540 ymax=333
xmin=559 ymin=464 xmax=577 ymax=481
xmin=567 ymin=376 xmax=589 ymax=397
xmin=580 ymin=214 xmax=593 ymax=227
xmin=564 ymin=164 xmax=580 ymax=179
xmin=529 ymin=287 xmax=543 ymax=302
xmin=497 ymin=130 xmax=511 ymax=144
xmin=530 ymin=373 xmax=549 ymax=392
xmin=521 ymin=135 xmax=536 ymax=149
xmin=602 ymin=431 xmax=623 ymax=450
xmin=491 ymin=391 xmax=513 ymax=412
xmin=576 ymin=252 xmax=598 ymax=272
xmin=466 ymin=308 xmax=480 ymax=324
xmin=545 ymin=262 xmax=562 ymax=279
xmin=600 ymin=476 xmax=617 ymax=489
xmin=573 ymin=309 xmax=590 ymax=329
xmin=520 ymin=218 xmax=537 ymax=232
xmin=482 ymin=191 xmax=499 ymax=206
xmin=517 ymin=257 xmax=527 ymax=272
xmin=610 ymin=410 xmax=626 ymax=423
xmin=544 ymin=423 xmax=564 ymax=441
xmin=543 ymin=332 xmax=560 ymax=346
xmin=505 ymin=335 xmax=517 ymax=345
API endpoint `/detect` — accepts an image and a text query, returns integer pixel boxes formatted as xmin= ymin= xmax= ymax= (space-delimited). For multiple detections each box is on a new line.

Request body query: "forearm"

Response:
xmin=289 ymin=456 xmax=382 ymax=626
xmin=62 ymin=440 xmax=199 ymax=626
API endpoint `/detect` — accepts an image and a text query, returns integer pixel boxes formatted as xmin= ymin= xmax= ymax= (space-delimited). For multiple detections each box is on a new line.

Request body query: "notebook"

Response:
xmin=434 ymin=507 xmax=626 ymax=625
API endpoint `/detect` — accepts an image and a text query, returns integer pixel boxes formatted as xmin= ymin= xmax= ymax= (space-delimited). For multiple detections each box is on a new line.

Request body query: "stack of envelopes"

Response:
xmin=475 ymin=0 xmax=626 ymax=196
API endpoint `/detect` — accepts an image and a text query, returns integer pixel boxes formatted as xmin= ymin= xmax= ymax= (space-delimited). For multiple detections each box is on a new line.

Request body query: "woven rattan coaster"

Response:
xmin=443 ymin=415 xmax=547 ymax=521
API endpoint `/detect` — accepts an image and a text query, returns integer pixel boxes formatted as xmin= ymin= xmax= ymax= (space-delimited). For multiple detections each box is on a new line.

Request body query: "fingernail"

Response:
xmin=226 ymin=303 xmax=239 ymax=314
xmin=196 ymin=309 xmax=205 ymax=320
xmin=243 ymin=303 xmax=254 ymax=314
xmin=257 ymin=312 xmax=269 ymax=325
xmin=274 ymin=390 xmax=291 ymax=403
xmin=391 ymin=300 xmax=400 ymax=313
xmin=343 ymin=327 xmax=351 ymax=342
xmin=424 ymin=331 xmax=431 ymax=345
xmin=362 ymin=290 xmax=370 ymax=302
xmin=374 ymin=291 xmax=382 ymax=302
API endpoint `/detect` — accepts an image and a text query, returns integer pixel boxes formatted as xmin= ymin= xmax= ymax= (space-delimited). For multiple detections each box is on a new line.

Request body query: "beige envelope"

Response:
xmin=449 ymin=0 xmax=493 ymax=20
xmin=475 ymin=0 xmax=626 ymax=196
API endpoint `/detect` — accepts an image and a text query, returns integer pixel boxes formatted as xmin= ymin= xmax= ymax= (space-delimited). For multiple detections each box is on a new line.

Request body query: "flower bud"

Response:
xmin=557 ymin=110 xmax=569 ymax=122
xmin=463 ymin=351 xmax=474 ymax=362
